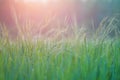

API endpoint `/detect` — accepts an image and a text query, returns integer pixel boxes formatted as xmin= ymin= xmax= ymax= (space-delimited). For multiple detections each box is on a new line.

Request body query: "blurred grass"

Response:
xmin=0 ymin=37 xmax=120 ymax=80
xmin=0 ymin=13 xmax=120 ymax=80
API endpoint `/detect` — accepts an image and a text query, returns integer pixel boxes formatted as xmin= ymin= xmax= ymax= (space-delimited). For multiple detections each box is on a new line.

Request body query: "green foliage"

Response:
xmin=0 ymin=12 xmax=120 ymax=80
xmin=0 ymin=3 xmax=120 ymax=79
xmin=0 ymin=37 xmax=120 ymax=80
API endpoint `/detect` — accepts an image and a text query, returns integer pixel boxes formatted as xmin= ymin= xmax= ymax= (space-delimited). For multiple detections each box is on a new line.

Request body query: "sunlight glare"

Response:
xmin=24 ymin=0 xmax=49 ymax=4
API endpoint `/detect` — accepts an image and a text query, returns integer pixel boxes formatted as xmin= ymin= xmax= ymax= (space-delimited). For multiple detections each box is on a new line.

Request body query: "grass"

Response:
xmin=0 ymin=14 xmax=120 ymax=80
xmin=0 ymin=37 xmax=120 ymax=80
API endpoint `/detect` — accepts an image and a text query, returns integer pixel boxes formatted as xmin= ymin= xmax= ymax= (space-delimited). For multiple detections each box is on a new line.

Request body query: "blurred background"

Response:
xmin=0 ymin=0 xmax=120 ymax=39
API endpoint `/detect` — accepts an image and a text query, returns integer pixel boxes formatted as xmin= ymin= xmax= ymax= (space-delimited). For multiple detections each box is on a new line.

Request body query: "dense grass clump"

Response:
xmin=0 ymin=38 xmax=120 ymax=80
xmin=0 ymin=14 xmax=120 ymax=80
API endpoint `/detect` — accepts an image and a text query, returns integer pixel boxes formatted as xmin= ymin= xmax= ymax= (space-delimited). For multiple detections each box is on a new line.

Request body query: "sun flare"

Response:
xmin=23 ymin=0 xmax=49 ymax=4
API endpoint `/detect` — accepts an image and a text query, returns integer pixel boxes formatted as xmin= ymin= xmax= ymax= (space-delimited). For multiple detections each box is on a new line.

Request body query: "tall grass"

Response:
xmin=0 ymin=37 xmax=120 ymax=80
xmin=0 ymin=15 xmax=120 ymax=80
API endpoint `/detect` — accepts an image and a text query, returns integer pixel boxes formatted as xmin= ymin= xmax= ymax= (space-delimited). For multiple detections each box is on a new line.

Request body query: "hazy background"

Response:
xmin=0 ymin=0 xmax=120 ymax=39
